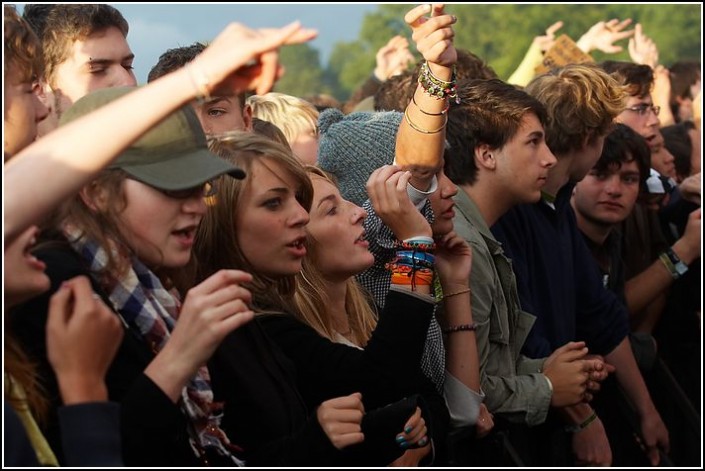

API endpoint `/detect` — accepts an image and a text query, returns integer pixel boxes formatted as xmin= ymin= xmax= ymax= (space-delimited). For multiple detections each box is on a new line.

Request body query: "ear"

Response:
xmin=242 ymin=103 xmax=253 ymax=132
xmin=79 ymin=181 xmax=109 ymax=212
xmin=475 ymin=144 xmax=496 ymax=170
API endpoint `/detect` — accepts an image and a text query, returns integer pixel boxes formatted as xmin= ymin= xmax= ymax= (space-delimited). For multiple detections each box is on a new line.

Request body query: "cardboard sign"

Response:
xmin=535 ymin=34 xmax=594 ymax=75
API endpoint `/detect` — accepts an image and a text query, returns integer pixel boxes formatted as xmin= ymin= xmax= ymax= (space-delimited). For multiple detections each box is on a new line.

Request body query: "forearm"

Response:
xmin=624 ymin=259 xmax=674 ymax=315
xmin=441 ymin=289 xmax=481 ymax=393
xmin=4 ymin=67 xmax=196 ymax=244
xmin=604 ymin=337 xmax=657 ymax=416
xmin=626 ymin=237 xmax=697 ymax=315
xmin=506 ymin=41 xmax=543 ymax=87
xmin=395 ymin=63 xmax=451 ymax=190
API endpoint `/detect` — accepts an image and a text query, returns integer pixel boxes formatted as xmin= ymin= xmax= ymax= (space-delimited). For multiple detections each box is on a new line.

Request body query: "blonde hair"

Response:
xmin=247 ymin=92 xmax=319 ymax=144
xmin=526 ymin=64 xmax=627 ymax=156
xmin=289 ymin=167 xmax=377 ymax=346
xmin=195 ymin=132 xmax=313 ymax=309
xmin=4 ymin=334 xmax=49 ymax=425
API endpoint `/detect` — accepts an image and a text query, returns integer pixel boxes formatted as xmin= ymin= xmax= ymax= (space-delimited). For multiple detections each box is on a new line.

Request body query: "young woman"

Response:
xmin=195 ymin=133 xmax=441 ymax=465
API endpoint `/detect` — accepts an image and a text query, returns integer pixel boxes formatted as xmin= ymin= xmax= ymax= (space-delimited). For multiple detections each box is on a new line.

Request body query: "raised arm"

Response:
xmin=395 ymin=3 xmax=457 ymax=190
xmin=4 ymin=21 xmax=317 ymax=244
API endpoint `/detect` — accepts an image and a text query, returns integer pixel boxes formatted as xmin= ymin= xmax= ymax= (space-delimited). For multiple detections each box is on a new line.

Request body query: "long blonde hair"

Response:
xmin=290 ymin=167 xmax=377 ymax=346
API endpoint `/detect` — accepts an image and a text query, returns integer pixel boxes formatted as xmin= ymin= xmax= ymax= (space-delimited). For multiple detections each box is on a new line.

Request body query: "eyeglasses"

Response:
xmin=625 ymin=104 xmax=660 ymax=116
xmin=158 ymin=180 xmax=218 ymax=199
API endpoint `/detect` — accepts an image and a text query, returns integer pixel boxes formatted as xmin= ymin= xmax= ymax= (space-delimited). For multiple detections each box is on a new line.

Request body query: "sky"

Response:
xmin=16 ymin=3 xmax=380 ymax=84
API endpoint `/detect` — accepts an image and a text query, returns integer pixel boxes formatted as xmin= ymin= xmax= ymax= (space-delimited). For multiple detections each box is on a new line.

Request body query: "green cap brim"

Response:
xmin=119 ymin=147 xmax=245 ymax=190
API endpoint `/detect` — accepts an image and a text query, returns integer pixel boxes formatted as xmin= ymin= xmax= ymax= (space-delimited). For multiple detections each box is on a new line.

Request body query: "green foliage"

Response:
xmin=274 ymin=44 xmax=327 ymax=97
xmin=279 ymin=4 xmax=701 ymax=101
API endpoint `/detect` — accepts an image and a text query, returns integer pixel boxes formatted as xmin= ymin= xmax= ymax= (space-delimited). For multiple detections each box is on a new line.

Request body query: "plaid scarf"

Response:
xmin=65 ymin=228 xmax=244 ymax=465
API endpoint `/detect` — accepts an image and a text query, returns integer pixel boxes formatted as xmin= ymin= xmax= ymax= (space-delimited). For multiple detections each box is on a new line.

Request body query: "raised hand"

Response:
xmin=366 ymin=165 xmax=433 ymax=241
xmin=316 ymin=392 xmax=366 ymax=450
xmin=145 ymin=269 xmax=254 ymax=401
xmin=576 ymin=18 xmax=634 ymax=54
xmin=542 ymin=341 xmax=591 ymax=407
xmin=374 ymin=35 xmax=415 ymax=81
xmin=628 ymin=23 xmax=659 ymax=68
xmin=46 ymin=276 xmax=124 ymax=405
xmin=534 ymin=21 xmax=564 ymax=53
xmin=405 ymin=3 xmax=458 ymax=68
xmin=190 ymin=21 xmax=318 ymax=97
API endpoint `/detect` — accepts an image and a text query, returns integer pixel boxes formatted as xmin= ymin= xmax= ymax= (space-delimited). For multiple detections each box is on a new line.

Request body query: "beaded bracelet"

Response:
xmin=418 ymin=61 xmax=459 ymax=104
xmin=442 ymin=323 xmax=477 ymax=334
xmin=411 ymin=92 xmax=450 ymax=116
xmin=398 ymin=239 xmax=437 ymax=252
xmin=390 ymin=267 xmax=434 ymax=288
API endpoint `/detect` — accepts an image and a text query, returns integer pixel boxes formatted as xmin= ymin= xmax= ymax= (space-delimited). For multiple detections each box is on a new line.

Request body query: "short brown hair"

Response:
xmin=445 ymin=78 xmax=547 ymax=186
xmin=148 ymin=42 xmax=246 ymax=112
xmin=24 ymin=4 xmax=128 ymax=85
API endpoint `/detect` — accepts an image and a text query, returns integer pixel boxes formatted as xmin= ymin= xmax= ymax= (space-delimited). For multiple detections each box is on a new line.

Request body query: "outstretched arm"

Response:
xmin=4 ymin=21 xmax=317 ymax=245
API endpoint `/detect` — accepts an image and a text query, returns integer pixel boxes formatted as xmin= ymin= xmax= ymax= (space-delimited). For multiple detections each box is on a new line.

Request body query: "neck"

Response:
xmin=544 ymin=154 xmax=573 ymax=197
xmin=322 ymin=278 xmax=351 ymax=335
xmin=572 ymin=204 xmax=613 ymax=245
xmin=460 ymin=180 xmax=513 ymax=226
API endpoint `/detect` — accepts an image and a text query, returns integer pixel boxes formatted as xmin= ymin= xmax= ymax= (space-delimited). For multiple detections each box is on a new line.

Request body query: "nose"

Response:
xmin=182 ymin=194 xmax=208 ymax=215
xmin=289 ymin=200 xmax=310 ymax=227
xmin=438 ymin=171 xmax=458 ymax=198
xmin=604 ymin=174 xmax=623 ymax=196
xmin=645 ymin=109 xmax=660 ymax=129
xmin=114 ymin=67 xmax=138 ymax=87
xmin=350 ymin=203 xmax=366 ymax=224
xmin=543 ymin=144 xmax=558 ymax=168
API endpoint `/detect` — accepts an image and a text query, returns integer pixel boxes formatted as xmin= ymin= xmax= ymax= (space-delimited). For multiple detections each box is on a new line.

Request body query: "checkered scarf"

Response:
xmin=357 ymin=200 xmax=446 ymax=393
xmin=65 ymin=227 xmax=244 ymax=465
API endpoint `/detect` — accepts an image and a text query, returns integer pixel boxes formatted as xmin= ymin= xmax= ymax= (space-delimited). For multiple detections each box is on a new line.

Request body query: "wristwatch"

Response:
xmin=660 ymin=248 xmax=688 ymax=279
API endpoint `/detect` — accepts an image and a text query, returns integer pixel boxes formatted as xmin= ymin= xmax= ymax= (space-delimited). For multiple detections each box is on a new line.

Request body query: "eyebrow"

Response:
xmin=526 ymin=130 xmax=544 ymax=140
xmin=265 ymin=187 xmax=290 ymax=195
xmin=316 ymin=193 xmax=336 ymax=209
xmin=204 ymin=96 xmax=231 ymax=106
xmin=87 ymin=53 xmax=135 ymax=67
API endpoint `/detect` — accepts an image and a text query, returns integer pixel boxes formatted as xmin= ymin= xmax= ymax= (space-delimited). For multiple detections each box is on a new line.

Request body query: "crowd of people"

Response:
xmin=4 ymin=3 xmax=701 ymax=467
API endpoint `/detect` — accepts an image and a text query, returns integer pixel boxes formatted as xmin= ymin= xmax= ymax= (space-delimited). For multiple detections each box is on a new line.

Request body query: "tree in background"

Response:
xmin=274 ymin=4 xmax=700 ymax=102
xmin=273 ymin=43 xmax=328 ymax=98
